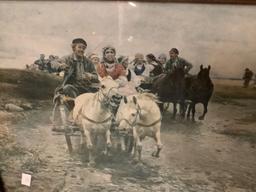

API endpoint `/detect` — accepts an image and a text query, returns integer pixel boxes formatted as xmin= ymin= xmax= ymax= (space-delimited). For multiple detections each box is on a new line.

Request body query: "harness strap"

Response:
xmin=79 ymin=110 xmax=112 ymax=124
xmin=137 ymin=117 xmax=162 ymax=127
xmin=118 ymin=118 xmax=136 ymax=127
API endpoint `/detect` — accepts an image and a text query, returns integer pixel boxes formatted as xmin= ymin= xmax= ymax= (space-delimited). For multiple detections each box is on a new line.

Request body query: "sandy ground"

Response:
xmin=0 ymin=99 xmax=256 ymax=192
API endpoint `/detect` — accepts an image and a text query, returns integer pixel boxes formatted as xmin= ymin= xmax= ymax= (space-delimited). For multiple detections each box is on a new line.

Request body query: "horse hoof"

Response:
xmin=107 ymin=143 xmax=112 ymax=149
xmin=87 ymin=161 xmax=96 ymax=167
xmin=131 ymin=158 xmax=139 ymax=164
xmin=152 ymin=152 xmax=160 ymax=158
xmin=101 ymin=150 xmax=107 ymax=156
xmin=136 ymin=162 xmax=144 ymax=167
xmin=199 ymin=116 xmax=204 ymax=120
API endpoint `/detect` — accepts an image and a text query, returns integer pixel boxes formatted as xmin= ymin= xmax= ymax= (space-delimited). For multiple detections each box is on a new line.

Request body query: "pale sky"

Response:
xmin=0 ymin=1 xmax=256 ymax=77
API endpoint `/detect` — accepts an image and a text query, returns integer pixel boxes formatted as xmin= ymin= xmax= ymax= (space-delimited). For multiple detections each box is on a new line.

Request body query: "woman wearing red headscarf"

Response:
xmin=97 ymin=46 xmax=127 ymax=86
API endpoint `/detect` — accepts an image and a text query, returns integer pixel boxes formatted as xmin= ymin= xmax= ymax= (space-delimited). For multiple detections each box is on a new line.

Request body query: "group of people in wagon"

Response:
xmin=52 ymin=37 xmax=193 ymax=98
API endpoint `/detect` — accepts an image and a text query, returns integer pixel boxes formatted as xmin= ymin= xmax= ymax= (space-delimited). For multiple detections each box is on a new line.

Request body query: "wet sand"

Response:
xmin=0 ymin=99 xmax=256 ymax=192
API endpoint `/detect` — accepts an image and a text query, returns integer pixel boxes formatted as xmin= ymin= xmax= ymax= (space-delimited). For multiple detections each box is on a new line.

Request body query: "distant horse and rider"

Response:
xmin=151 ymin=64 xmax=214 ymax=121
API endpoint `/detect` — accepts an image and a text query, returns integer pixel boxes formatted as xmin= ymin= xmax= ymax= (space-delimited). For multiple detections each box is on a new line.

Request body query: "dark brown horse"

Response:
xmin=151 ymin=67 xmax=186 ymax=118
xmin=185 ymin=65 xmax=214 ymax=121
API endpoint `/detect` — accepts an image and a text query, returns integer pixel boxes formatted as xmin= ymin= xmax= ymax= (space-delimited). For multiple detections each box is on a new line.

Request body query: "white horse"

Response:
xmin=72 ymin=76 xmax=120 ymax=165
xmin=116 ymin=93 xmax=163 ymax=161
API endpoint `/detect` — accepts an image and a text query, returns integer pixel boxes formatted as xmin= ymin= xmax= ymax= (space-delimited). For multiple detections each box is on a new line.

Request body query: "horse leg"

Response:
xmin=106 ymin=129 xmax=112 ymax=148
xmin=120 ymin=136 xmax=126 ymax=152
xmin=79 ymin=131 xmax=86 ymax=154
xmin=127 ymin=135 xmax=134 ymax=154
xmin=152 ymin=130 xmax=162 ymax=158
xmin=83 ymin=129 xmax=95 ymax=166
xmin=158 ymin=103 xmax=164 ymax=113
xmin=179 ymin=101 xmax=185 ymax=118
xmin=199 ymin=102 xmax=208 ymax=120
xmin=187 ymin=103 xmax=192 ymax=119
xmin=132 ymin=127 xmax=139 ymax=160
xmin=191 ymin=103 xmax=196 ymax=122
xmin=172 ymin=102 xmax=177 ymax=119
xmin=137 ymin=137 xmax=143 ymax=162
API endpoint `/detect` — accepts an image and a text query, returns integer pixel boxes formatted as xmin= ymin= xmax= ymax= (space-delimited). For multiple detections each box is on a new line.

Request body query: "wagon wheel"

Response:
xmin=51 ymin=97 xmax=74 ymax=154
xmin=51 ymin=86 xmax=79 ymax=153
xmin=59 ymin=102 xmax=73 ymax=154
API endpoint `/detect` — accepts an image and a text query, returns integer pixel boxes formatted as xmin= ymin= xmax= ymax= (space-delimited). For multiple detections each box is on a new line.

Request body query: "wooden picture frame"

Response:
xmin=0 ymin=1 xmax=256 ymax=192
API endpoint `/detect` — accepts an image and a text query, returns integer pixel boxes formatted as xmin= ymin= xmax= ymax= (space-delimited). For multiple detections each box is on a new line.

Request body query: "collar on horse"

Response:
xmin=77 ymin=86 xmax=117 ymax=125
xmin=137 ymin=117 xmax=162 ymax=127
xmin=79 ymin=111 xmax=113 ymax=124
xmin=118 ymin=103 xmax=162 ymax=128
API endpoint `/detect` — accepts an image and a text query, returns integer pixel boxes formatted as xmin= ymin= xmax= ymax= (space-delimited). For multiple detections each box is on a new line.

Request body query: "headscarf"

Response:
xmin=88 ymin=53 xmax=99 ymax=60
xmin=134 ymin=53 xmax=144 ymax=60
xmin=102 ymin=46 xmax=117 ymax=64
xmin=102 ymin=46 xmax=116 ymax=56
xmin=158 ymin=53 xmax=167 ymax=60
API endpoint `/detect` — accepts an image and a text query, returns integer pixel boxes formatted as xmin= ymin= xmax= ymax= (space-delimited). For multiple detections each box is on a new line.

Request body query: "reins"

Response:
xmin=117 ymin=105 xmax=141 ymax=128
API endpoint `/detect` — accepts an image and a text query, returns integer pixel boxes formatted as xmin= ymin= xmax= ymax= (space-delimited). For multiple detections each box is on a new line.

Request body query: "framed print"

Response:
xmin=0 ymin=1 xmax=256 ymax=192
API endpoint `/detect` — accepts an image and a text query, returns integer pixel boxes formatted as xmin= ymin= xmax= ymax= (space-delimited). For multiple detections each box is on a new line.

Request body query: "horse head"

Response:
xmin=198 ymin=65 xmax=211 ymax=81
xmin=116 ymin=95 xmax=141 ymax=135
xmin=99 ymin=76 xmax=120 ymax=99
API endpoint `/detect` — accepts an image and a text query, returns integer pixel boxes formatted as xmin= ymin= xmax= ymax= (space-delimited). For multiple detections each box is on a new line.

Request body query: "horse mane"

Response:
xmin=138 ymin=93 xmax=161 ymax=103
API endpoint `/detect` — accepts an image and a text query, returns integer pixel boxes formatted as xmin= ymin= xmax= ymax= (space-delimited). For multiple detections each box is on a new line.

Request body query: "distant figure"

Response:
xmin=34 ymin=54 xmax=49 ymax=71
xmin=242 ymin=68 xmax=253 ymax=88
xmin=132 ymin=53 xmax=148 ymax=76
xmin=146 ymin=53 xmax=163 ymax=77
xmin=88 ymin=53 xmax=100 ymax=65
xmin=118 ymin=55 xmax=140 ymax=96
xmin=118 ymin=55 xmax=138 ymax=83
xmin=26 ymin=62 xmax=39 ymax=71
xmin=118 ymin=56 xmax=131 ymax=81
xmin=158 ymin=53 xmax=167 ymax=70
xmin=47 ymin=55 xmax=58 ymax=73
xmin=165 ymin=48 xmax=193 ymax=76
xmin=88 ymin=53 xmax=100 ymax=71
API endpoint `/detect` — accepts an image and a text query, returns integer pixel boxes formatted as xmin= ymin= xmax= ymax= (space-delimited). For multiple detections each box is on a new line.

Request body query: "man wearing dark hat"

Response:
xmin=57 ymin=38 xmax=99 ymax=95
xmin=164 ymin=48 xmax=193 ymax=117
xmin=165 ymin=48 xmax=193 ymax=74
